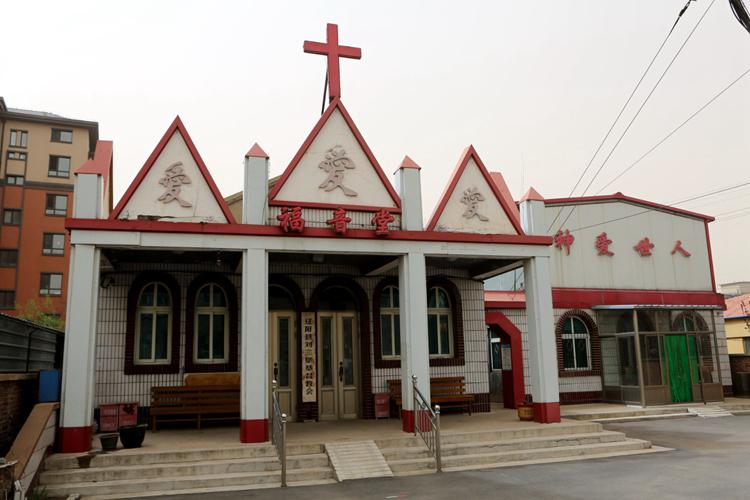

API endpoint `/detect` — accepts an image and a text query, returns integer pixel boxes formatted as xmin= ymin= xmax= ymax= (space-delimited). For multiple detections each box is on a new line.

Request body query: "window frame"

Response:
xmin=561 ymin=316 xmax=592 ymax=371
xmin=39 ymin=272 xmax=63 ymax=296
xmin=6 ymin=175 xmax=24 ymax=186
xmin=427 ymin=286 xmax=454 ymax=358
xmin=0 ymin=290 xmax=15 ymax=309
xmin=193 ymin=283 xmax=230 ymax=364
xmin=555 ymin=309 xmax=601 ymax=378
xmin=9 ymin=129 xmax=28 ymax=148
xmin=7 ymin=151 xmax=27 ymax=161
xmin=134 ymin=282 xmax=173 ymax=365
xmin=45 ymin=194 xmax=68 ymax=216
xmin=379 ymin=285 xmax=401 ymax=360
xmin=50 ymin=128 xmax=73 ymax=144
xmin=0 ymin=249 xmax=18 ymax=268
xmin=3 ymin=209 xmax=22 ymax=225
xmin=48 ymin=155 xmax=71 ymax=178
xmin=42 ymin=233 xmax=65 ymax=256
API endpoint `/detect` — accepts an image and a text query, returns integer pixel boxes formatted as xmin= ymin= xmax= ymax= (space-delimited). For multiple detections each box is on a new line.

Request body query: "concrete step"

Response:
xmin=44 ymin=443 xmax=277 ymax=471
xmin=688 ymin=406 xmax=733 ymax=418
xmin=438 ymin=422 xmax=603 ymax=445
xmin=41 ymin=466 xmax=334 ymax=498
xmin=564 ymin=407 xmax=690 ymax=421
xmin=380 ymin=430 xmax=627 ymax=461
xmin=593 ymin=413 xmax=695 ymax=424
xmin=40 ymin=453 xmax=329 ymax=485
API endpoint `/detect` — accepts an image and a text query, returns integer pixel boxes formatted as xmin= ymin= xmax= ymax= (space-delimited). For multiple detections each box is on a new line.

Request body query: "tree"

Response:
xmin=16 ymin=298 xmax=64 ymax=331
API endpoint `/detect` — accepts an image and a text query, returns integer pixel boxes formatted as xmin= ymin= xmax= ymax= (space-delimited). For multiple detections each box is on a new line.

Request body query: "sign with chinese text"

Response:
xmin=301 ymin=312 xmax=317 ymax=403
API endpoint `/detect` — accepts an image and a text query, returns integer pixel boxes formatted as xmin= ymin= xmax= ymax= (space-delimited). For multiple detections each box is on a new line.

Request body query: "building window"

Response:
xmin=0 ymin=291 xmax=15 ymax=309
xmin=9 ymin=130 xmax=28 ymax=148
xmin=6 ymin=175 xmax=24 ymax=185
xmin=379 ymin=285 xmax=401 ymax=359
xmin=51 ymin=129 xmax=73 ymax=143
xmin=45 ymin=194 xmax=67 ymax=216
xmin=39 ymin=273 xmax=63 ymax=296
xmin=42 ymin=233 xmax=65 ymax=256
xmin=3 ymin=209 xmax=21 ymax=225
xmin=7 ymin=151 xmax=27 ymax=161
xmin=135 ymin=282 xmax=172 ymax=364
xmin=48 ymin=156 xmax=71 ymax=178
xmin=194 ymin=283 xmax=229 ymax=363
xmin=427 ymin=286 xmax=453 ymax=357
xmin=0 ymin=249 xmax=18 ymax=267
xmin=561 ymin=316 xmax=591 ymax=370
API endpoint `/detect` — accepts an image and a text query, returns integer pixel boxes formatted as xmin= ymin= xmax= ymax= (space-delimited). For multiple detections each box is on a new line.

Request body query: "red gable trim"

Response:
xmin=426 ymin=146 xmax=525 ymax=234
xmin=110 ymin=116 xmax=236 ymax=223
xmin=543 ymin=192 xmax=714 ymax=222
xmin=268 ymin=98 xmax=402 ymax=210
xmin=66 ymin=217 xmax=552 ymax=245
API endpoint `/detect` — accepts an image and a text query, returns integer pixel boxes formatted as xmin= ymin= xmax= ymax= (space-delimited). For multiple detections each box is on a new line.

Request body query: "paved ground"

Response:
xmin=164 ymin=415 xmax=750 ymax=500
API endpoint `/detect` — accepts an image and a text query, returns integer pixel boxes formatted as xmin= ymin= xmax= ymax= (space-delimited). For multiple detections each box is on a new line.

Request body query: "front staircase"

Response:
xmin=39 ymin=442 xmax=334 ymax=499
xmin=378 ymin=421 xmax=662 ymax=475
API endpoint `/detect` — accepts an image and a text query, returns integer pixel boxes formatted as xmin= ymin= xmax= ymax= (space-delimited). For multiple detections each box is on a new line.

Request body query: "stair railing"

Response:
xmin=271 ymin=380 xmax=287 ymax=487
xmin=411 ymin=375 xmax=442 ymax=472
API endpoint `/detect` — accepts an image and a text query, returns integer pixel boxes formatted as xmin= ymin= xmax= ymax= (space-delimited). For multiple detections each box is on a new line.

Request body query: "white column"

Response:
xmin=59 ymin=244 xmax=101 ymax=452
xmin=399 ymin=251 xmax=430 ymax=432
xmin=240 ymin=247 xmax=269 ymax=442
xmin=393 ymin=156 xmax=423 ymax=231
xmin=523 ymin=255 xmax=561 ymax=422
xmin=243 ymin=144 xmax=269 ymax=225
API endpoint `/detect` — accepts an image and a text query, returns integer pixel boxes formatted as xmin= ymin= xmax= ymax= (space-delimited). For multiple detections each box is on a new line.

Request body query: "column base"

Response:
xmin=59 ymin=426 xmax=92 ymax=453
xmin=240 ymin=419 xmax=269 ymax=443
xmin=401 ymin=410 xmax=414 ymax=433
xmin=533 ymin=402 xmax=561 ymax=423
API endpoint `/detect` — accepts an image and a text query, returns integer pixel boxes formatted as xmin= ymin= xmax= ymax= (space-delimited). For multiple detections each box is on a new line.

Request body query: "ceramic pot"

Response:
xmin=99 ymin=433 xmax=119 ymax=451
xmin=119 ymin=424 xmax=147 ymax=449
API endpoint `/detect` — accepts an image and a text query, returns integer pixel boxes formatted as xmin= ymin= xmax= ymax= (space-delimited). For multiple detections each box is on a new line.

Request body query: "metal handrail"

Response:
xmin=411 ymin=375 xmax=441 ymax=472
xmin=271 ymin=380 xmax=287 ymax=487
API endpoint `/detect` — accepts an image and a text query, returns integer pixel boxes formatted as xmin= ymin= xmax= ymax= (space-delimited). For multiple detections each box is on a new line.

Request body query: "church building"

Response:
xmin=57 ymin=24 xmax=729 ymax=453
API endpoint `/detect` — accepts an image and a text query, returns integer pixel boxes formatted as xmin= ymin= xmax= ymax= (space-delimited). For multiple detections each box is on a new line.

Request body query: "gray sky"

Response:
xmin=4 ymin=0 xmax=749 ymax=285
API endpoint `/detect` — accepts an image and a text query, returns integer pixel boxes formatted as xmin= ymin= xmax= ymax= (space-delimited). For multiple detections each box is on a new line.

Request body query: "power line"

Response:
xmin=545 ymin=0 xmax=696 ymax=233
xmin=597 ymin=65 xmax=750 ymax=193
xmin=554 ymin=0 xmax=717 ymax=234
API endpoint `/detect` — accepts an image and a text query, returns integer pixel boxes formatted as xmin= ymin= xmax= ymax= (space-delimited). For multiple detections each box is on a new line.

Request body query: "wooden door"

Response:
xmin=317 ymin=312 xmax=359 ymax=420
xmin=269 ymin=312 xmax=296 ymax=420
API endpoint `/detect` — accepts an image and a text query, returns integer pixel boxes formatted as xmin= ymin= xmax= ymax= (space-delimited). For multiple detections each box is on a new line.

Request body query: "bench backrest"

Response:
xmin=151 ymin=385 xmax=240 ymax=410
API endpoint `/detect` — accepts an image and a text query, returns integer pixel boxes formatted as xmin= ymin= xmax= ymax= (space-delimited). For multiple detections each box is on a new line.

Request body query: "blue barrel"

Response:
xmin=38 ymin=369 xmax=61 ymax=402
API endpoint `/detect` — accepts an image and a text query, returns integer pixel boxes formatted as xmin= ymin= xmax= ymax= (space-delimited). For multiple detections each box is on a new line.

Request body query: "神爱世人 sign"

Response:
xmin=301 ymin=312 xmax=317 ymax=403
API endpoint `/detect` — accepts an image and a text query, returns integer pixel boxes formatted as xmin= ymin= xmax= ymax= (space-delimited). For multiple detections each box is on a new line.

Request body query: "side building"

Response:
xmin=0 ymin=97 xmax=99 ymax=319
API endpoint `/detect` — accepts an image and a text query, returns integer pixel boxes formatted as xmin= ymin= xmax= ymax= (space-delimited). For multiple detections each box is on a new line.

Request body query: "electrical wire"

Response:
xmin=546 ymin=0 xmax=698 ymax=233
xmin=597 ymin=65 xmax=750 ymax=193
xmin=730 ymin=0 xmax=750 ymax=34
xmin=553 ymin=0 xmax=717 ymax=234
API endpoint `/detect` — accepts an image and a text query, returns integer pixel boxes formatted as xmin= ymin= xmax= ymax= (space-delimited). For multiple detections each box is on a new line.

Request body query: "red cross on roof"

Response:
xmin=304 ymin=23 xmax=362 ymax=102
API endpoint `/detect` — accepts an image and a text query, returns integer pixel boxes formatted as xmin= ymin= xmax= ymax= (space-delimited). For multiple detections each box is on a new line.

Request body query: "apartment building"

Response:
xmin=0 ymin=97 xmax=98 ymax=320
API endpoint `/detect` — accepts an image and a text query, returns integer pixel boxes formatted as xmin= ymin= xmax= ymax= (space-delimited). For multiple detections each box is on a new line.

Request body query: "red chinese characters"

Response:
xmin=671 ymin=240 xmax=691 ymax=257
xmin=371 ymin=209 xmax=395 ymax=237
xmin=633 ymin=237 xmax=654 ymax=256
xmin=326 ymin=208 xmax=352 ymax=235
xmin=595 ymin=232 xmax=614 ymax=256
xmin=554 ymin=229 xmax=575 ymax=255
xmin=277 ymin=206 xmax=305 ymax=233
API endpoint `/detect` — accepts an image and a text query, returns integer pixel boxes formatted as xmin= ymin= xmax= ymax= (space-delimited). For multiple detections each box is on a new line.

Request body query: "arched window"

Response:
xmin=672 ymin=311 xmax=709 ymax=332
xmin=427 ymin=286 xmax=453 ymax=357
xmin=379 ymin=285 xmax=400 ymax=359
xmin=561 ymin=316 xmax=591 ymax=370
xmin=194 ymin=283 xmax=229 ymax=363
xmin=135 ymin=282 xmax=172 ymax=364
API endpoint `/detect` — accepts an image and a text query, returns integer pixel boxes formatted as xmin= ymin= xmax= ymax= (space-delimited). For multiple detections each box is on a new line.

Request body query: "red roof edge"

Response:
xmin=245 ymin=142 xmax=269 ymax=159
xmin=489 ymin=171 xmax=520 ymax=226
xmin=520 ymin=186 xmax=544 ymax=202
xmin=543 ymin=192 xmax=714 ymax=222
xmin=398 ymin=155 xmax=421 ymax=170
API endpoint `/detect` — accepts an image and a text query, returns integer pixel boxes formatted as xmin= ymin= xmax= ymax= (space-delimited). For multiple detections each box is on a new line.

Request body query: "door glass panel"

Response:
xmin=212 ymin=314 xmax=226 ymax=360
xmin=601 ymin=337 xmax=621 ymax=386
xmin=278 ymin=317 xmax=290 ymax=387
xmin=321 ymin=317 xmax=333 ymax=386
xmin=640 ymin=335 xmax=662 ymax=386
xmin=618 ymin=336 xmax=638 ymax=386
xmin=342 ymin=317 xmax=354 ymax=385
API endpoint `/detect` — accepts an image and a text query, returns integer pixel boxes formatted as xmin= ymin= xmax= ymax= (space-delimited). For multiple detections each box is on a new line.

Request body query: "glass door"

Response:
xmin=317 ymin=312 xmax=359 ymax=420
xmin=269 ymin=312 xmax=296 ymax=420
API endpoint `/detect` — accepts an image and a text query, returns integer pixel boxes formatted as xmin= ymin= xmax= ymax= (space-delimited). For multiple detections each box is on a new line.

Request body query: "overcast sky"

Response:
xmin=3 ymin=0 xmax=749 ymax=285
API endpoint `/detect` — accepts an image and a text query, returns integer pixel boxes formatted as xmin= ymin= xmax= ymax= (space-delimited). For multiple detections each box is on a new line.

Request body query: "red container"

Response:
xmin=118 ymin=403 xmax=139 ymax=427
xmin=98 ymin=402 xmax=139 ymax=431
xmin=374 ymin=393 xmax=390 ymax=419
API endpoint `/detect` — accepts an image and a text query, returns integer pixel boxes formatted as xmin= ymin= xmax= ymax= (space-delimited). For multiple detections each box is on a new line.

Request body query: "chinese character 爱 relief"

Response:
xmin=461 ymin=187 xmax=489 ymax=221
xmin=158 ymin=162 xmax=192 ymax=207
xmin=318 ymin=145 xmax=357 ymax=196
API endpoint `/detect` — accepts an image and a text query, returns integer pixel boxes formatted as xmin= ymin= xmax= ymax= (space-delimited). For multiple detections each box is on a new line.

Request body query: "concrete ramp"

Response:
xmin=325 ymin=440 xmax=393 ymax=481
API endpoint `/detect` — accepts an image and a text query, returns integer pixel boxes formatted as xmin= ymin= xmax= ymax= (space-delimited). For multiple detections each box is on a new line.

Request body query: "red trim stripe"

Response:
xmin=543 ymin=192 xmax=714 ymax=222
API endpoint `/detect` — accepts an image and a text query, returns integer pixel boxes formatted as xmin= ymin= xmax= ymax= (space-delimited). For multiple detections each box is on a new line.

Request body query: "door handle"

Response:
xmin=273 ymin=362 xmax=279 ymax=381
xmin=338 ymin=361 xmax=344 ymax=382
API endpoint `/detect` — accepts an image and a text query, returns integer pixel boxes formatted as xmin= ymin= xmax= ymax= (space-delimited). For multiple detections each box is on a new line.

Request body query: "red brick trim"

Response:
xmin=559 ymin=391 xmax=603 ymax=404
xmin=373 ymin=277 xmax=400 ymax=369
xmin=124 ymin=272 xmax=181 ymax=375
xmin=555 ymin=309 xmax=601 ymax=378
xmin=309 ymin=276 xmax=374 ymax=419
xmin=183 ymin=273 xmax=239 ymax=374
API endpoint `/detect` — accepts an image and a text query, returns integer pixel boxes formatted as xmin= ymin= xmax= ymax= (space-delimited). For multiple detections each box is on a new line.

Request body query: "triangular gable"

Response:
xmin=426 ymin=146 xmax=524 ymax=235
xmin=489 ymin=171 xmax=520 ymax=226
xmin=111 ymin=117 xmax=236 ymax=223
xmin=268 ymin=98 xmax=401 ymax=211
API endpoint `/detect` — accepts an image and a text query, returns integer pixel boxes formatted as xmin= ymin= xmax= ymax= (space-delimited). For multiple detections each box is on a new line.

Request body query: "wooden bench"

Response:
xmin=387 ymin=376 xmax=474 ymax=416
xmin=150 ymin=385 xmax=240 ymax=431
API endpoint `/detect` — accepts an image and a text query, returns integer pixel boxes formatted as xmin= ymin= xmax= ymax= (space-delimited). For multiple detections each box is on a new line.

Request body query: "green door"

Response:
xmin=665 ymin=335 xmax=693 ymax=403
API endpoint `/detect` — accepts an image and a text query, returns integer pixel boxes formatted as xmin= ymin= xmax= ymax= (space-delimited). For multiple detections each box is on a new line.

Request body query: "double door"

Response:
xmin=318 ymin=312 xmax=359 ymax=420
xmin=269 ymin=312 xmax=296 ymax=420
